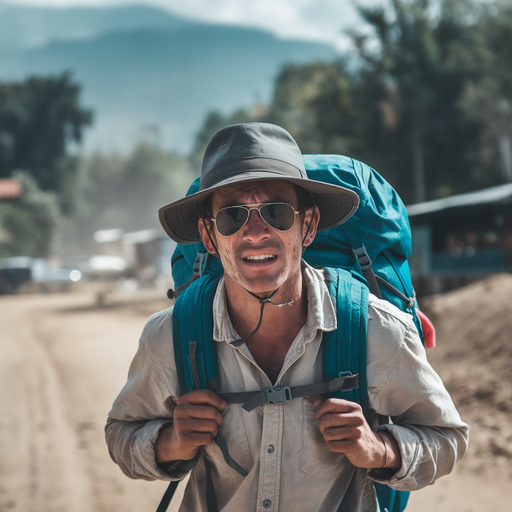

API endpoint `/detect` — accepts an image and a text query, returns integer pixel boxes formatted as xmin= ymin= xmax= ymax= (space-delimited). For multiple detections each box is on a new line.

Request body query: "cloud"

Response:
xmin=156 ymin=0 xmax=364 ymax=44
xmin=5 ymin=0 xmax=376 ymax=48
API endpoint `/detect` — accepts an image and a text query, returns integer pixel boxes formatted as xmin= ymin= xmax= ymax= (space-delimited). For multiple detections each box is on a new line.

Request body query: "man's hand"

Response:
xmin=156 ymin=390 xmax=227 ymax=465
xmin=314 ymin=398 xmax=401 ymax=471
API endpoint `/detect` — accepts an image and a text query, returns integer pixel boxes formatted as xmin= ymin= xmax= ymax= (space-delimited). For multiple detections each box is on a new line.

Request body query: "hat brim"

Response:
xmin=158 ymin=172 xmax=359 ymax=244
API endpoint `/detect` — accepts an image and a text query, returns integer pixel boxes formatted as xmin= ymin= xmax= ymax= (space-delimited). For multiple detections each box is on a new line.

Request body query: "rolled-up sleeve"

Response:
xmin=366 ymin=296 xmax=469 ymax=490
xmin=105 ymin=307 xmax=188 ymax=481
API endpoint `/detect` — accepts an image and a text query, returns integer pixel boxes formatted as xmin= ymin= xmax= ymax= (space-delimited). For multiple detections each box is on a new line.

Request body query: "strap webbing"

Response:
xmin=174 ymin=273 xmax=222 ymax=395
xmin=323 ymin=267 xmax=370 ymax=420
xmin=189 ymin=342 xmax=248 ymax=478
xmin=375 ymin=275 xmax=414 ymax=309
xmin=153 ymin=438 xmax=247 ymax=512
xmin=219 ymin=374 xmax=360 ymax=412
xmin=189 ymin=342 xmax=201 ymax=391
xmin=170 ymin=252 xmax=205 ymax=299
xmin=215 ymin=433 xmax=248 ymax=476
xmin=156 ymin=481 xmax=180 ymax=512
xmin=170 ymin=273 xmax=198 ymax=300
xmin=352 ymin=245 xmax=382 ymax=299
xmin=204 ymin=455 xmax=219 ymax=512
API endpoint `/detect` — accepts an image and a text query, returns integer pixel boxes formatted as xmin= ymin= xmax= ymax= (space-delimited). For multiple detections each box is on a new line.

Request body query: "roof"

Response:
xmin=407 ymin=182 xmax=512 ymax=217
xmin=93 ymin=228 xmax=123 ymax=243
xmin=93 ymin=227 xmax=163 ymax=245
xmin=122 ymin=228 xmax=162 ymax=244
xmin=0 ymin=178 xmax=23 ymax=200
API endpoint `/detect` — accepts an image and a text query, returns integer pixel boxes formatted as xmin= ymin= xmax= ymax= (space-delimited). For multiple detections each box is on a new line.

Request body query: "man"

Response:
xmin=106 ymin=123 xmax=468 ymax=511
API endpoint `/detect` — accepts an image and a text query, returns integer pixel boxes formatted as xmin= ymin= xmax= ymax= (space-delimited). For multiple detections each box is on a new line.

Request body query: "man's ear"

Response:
xmin=198 ymin=218 xmax=218 ymax=255
xmin=302 ymin=206 xmax=320 ymax=247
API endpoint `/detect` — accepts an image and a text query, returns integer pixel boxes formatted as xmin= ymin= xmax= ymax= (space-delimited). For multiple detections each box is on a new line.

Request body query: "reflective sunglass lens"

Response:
xmin=216 ymin=207 xmax=249 ymax=236
xmin=214 ymin=203 xmax=297 ymax=236
xmin=260 ymin=203 xmax=295 ymax=231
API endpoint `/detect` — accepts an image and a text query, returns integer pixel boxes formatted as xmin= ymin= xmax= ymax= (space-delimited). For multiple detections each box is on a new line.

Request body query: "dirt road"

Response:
xmin=0 ymin=288 xmax=183 ymax=512
xmin=1 ymin=282 xmax=511 ymax=511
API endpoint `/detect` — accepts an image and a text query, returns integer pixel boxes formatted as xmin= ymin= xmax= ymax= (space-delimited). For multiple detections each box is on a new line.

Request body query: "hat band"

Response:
xmin=200 ymin=157 xmax=307 ymax=191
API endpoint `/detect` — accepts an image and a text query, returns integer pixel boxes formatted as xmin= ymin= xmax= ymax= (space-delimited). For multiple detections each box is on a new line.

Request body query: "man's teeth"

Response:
xmin=245 ymin=254 xmax=275 ymax=261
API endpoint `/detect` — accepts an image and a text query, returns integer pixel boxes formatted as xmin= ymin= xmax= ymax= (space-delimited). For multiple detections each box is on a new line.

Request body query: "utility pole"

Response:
xmin=412 ymin=124 xmax=426 ymax=203
xmin=499 ymin=134 xmax=512 ymax=182
xmin=497 ymin=100 xmax=512 ymax=182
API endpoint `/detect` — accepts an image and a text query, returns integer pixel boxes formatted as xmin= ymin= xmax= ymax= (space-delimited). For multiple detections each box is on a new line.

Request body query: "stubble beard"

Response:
xmin=222 ymin=240 xmax=303 ymax=299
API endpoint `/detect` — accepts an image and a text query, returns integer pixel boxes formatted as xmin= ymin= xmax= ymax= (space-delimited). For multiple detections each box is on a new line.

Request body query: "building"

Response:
xmin=407 ymin=183 xmax=512 ymax=294
xmin=93 ymin=227 xmax=176 ymax=285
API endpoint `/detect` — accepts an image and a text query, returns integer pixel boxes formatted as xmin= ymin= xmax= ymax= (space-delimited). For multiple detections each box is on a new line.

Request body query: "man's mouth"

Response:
xmin=244 ymin=254 xmax=276 ymax=262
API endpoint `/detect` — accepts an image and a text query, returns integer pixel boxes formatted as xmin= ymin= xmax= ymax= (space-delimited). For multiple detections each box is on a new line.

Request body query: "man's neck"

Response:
xmin=224 ymin=270 xmax=308 ymax=384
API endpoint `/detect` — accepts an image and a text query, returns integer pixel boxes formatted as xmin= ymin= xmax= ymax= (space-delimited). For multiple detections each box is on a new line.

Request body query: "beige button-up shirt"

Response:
xmin=106 ymin=264 xmax=468 ymax=512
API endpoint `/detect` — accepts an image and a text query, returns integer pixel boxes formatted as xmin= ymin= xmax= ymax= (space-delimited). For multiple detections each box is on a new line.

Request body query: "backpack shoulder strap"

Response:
xmin=172 ymin=272 xmax=223 ymax=396
xmin=324 ymin=267 xmax=411 ymax=512
xmin=322 ymin=266 xmax=370 ymax=420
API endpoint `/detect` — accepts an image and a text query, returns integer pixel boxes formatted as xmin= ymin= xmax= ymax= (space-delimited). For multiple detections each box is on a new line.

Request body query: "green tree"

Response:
xmin=267 ymin=60 xmax=360 ymax=156
xmin=352 ymin=0 xmax=496 ymax=203
xmin=192 ymin=62 xmax=359 ymax=167
xmin=0 ymin=73 xmax=92 ymax=213
xmin=459 ymin=0 xmax=512 ymax=183
xmin=191 ymin=0 xmax=512 ymax=205
xmin=0 ymin=171 xmax=62 ymax=258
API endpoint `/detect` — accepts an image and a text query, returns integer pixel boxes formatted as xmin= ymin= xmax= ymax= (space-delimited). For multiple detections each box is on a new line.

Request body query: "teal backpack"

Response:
xmin=160 ymin=154 xmax=424 ymax=512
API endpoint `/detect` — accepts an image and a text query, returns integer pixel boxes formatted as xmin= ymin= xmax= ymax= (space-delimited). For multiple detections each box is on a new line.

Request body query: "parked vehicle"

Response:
xmin=0 ymin=257 xmax=81 ymax=294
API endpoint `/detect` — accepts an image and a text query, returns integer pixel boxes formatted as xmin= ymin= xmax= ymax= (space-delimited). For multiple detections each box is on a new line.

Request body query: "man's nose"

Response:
xmin=242 ymin=209 xmax=271 ymax=241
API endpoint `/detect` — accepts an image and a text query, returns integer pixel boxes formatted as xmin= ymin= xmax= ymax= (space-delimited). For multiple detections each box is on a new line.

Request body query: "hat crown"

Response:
xmin=200 ymin=123 xmax=306 ymax=190
xmin=158 ymin=122 xmax=359 ymax=244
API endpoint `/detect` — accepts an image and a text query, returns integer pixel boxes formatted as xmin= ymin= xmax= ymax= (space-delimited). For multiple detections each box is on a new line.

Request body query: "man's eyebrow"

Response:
xmin=217 ymin=200 xmax=294 ymax=209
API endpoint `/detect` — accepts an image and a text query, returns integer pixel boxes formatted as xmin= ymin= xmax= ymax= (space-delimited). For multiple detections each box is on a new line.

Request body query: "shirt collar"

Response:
xmin=212 ymin=261 xmax=337 ymax=344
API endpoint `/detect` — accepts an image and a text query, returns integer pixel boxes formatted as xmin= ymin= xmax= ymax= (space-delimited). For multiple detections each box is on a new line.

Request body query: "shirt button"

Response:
xmin=267 ymin=445 xmax=274 ymax=454
xmin=263 ymin=499 xmax=271 ymax=508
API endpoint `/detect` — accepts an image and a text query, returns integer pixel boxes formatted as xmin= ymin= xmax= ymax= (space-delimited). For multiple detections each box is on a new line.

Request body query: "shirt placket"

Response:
xmin=256 ymin=401 xmax=283 ymax=512
xmin=252 ymin=334 xmax=316 ymax=512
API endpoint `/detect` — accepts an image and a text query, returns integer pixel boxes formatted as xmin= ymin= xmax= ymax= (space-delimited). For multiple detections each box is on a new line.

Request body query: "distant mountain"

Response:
xmin=0 ymin=3 xmax=337 ymax=152
xmin=0 ymin=3 xmax=192 ymax=49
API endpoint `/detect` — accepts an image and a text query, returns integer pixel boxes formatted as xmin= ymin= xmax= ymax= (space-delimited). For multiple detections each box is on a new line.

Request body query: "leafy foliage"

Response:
xmin=458 ymin=0 xmax=512 ymax=183
xmin=0 ymin=72 xmax=92 ymax=213
xmin=0 ymin=171 xmax=62 ymax=258
xmin=267 ymin=61 xmax=360 ymax=155
xmin=351 ymin=0 xmax=495 ymax=202
xmin=193 ymin=0 xmax=512 ymax=205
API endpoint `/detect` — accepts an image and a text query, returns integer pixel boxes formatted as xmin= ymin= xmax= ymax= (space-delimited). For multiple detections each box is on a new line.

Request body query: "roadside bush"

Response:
xmin=0 ymin=171 xmax=62 ymax=257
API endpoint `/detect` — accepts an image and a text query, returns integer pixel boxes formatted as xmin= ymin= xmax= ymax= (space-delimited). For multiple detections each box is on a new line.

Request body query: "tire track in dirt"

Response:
xmin=0 ymin=292 xmax=173 ymax=512
xmin=0 ymin=295 xmax=93 ymax=512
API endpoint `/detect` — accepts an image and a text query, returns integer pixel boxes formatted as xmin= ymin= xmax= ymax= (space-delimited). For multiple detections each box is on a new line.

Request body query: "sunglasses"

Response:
xmin=211 ymin=202 xmax=302 ymax=237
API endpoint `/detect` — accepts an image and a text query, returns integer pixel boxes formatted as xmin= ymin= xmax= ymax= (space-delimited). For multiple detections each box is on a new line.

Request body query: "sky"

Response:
xmin=3 ymin=0 xmax=381 ymax=50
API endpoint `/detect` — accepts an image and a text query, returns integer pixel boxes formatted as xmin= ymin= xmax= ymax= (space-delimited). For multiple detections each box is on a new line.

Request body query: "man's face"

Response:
xmin=199 ymin=180 xmax=318 ymax=297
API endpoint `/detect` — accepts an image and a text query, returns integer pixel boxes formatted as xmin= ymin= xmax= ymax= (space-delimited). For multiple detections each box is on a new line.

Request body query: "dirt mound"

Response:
xmin=420 ymin=274 xmax=512 ymax=479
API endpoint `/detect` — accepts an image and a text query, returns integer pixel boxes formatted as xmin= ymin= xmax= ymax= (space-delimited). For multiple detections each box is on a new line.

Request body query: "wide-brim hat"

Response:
xmin=158 ymin=123 xmax=359 ymax=244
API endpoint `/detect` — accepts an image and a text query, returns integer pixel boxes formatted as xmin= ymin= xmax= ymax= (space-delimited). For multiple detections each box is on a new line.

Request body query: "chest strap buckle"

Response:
xmin=266 ymin=386 xmax=292 ymax=404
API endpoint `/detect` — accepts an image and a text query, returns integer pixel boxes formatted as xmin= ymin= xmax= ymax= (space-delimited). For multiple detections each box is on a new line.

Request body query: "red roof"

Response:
xmin=0 ymin=178 xmax=23 ymax=199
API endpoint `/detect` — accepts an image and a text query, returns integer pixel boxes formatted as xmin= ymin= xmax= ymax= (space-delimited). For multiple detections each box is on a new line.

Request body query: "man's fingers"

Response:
xmin=320 ymin=425 xmax=358 ymax=441
xmin=156 ymin=392 xmax=227 ymax=464
xmin=326 ymin=439 xmax=354 ymax=453
xmin=318 ymin=411 xmax=364 ymax=434
xmin=175 ymin=390 xmax=227 ymax=428
xmin=174 ymin=404 xmax=225 ymax=425
xmin=175 ymin=417 xmax=221 ymax=437
xmin=178 ymin=389 xmax=227 ymax=410
xmin=314 ymin=398 xmax=361 ymax=420
xmin=180 ymin=430 xmax=217 ymax=448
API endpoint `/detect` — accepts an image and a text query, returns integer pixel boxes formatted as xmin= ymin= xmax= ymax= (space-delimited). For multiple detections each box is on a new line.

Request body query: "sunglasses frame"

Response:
xmin=210 ymin=202 xmax=302 ymax=237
